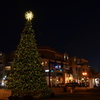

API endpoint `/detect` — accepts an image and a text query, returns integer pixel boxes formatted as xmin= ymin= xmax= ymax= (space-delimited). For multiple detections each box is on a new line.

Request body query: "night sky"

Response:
xmin=0 ymin=0 xmax=100 ymax=71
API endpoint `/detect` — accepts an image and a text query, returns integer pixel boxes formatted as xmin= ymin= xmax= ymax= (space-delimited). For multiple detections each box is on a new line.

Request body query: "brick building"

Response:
xmin=0 ymin=46 xmax=91 ymax=87
xmin=68 ymin=56 xmax=90 ymax=86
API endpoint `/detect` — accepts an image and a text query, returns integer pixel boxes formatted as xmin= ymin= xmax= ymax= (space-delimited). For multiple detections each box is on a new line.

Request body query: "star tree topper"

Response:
xmin=25 ymin=11 xmax=34 ymax=21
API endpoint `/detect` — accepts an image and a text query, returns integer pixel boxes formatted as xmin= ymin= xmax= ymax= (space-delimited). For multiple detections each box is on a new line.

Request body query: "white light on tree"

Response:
xmin=25 ymin=11 xmax=34 ymax=21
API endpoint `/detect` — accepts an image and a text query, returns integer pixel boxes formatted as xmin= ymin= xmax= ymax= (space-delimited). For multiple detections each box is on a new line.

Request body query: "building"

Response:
xmin=2 ymin=46 xmax=69 ymax=86
xmin=37 ymin=46 xmax=69 ymax=86
xmin=68 ymin=56 xmax=90 ymax=86
xmin=0 ymin=46 xmax=92 ymax=87
xmin=0 ymin=52 xmax=6 ymax=84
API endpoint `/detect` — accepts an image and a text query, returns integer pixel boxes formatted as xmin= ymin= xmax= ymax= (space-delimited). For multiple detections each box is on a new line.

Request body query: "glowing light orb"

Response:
xmin=25 ymin=11 xmax=34 ymax=21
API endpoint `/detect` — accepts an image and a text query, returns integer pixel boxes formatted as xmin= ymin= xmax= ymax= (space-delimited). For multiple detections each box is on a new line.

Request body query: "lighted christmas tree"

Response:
xmin=6 ymin=11 xmax=52 ymax=99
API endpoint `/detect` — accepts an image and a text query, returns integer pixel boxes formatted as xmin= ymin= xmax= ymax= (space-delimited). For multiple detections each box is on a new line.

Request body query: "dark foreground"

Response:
xmin=42 ymin=87 xmax=100 ymax=100
xmin=0 ymin=87 xmax=100 ymax=100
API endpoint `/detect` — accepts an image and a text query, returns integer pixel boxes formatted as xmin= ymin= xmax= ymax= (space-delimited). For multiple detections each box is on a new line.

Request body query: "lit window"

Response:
xmin=41 ymin=62 xmax=45 ymax=66
xmin=0 ymin=53 xmax=2 ymax=56
xmin=51 ymin=70 xmax=54 ymax=72
xmin=64 ymin=55 xmax=66 ymax=59
xmin=67 ymin=56 xmax=69 ymax=59
xmin=60 ymin=69 xmax=62 ymax=71
xmin=59 ymin=65 xmax=61 ymax=69
xmin=45 ymin=61 xmax=48 ymax=66
xmin=45 ymin=70 xmax=49 ymax=72
xmin=55 ymin=65 xmax=58 ymax=69
xmin=74 ymin=58 xmax=76 ymax=61
xmin=5 ymin=66 xmax=11 ymax=71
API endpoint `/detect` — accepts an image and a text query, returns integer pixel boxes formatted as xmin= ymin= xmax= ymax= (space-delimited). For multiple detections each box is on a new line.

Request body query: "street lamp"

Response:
xmin=82 ymin=72 xmax=87 ymax=87
xmin=82 ymin=72 xmax=87 ymax=76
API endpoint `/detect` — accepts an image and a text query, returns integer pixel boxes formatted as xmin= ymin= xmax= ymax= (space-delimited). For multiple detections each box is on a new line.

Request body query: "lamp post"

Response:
xmin=82 ymin=72 xmax=87 ymax=87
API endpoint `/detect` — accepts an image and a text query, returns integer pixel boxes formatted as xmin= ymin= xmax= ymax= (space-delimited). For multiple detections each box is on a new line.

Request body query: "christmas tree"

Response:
xmin=6 ymin=11 xmax=52 ymax=98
